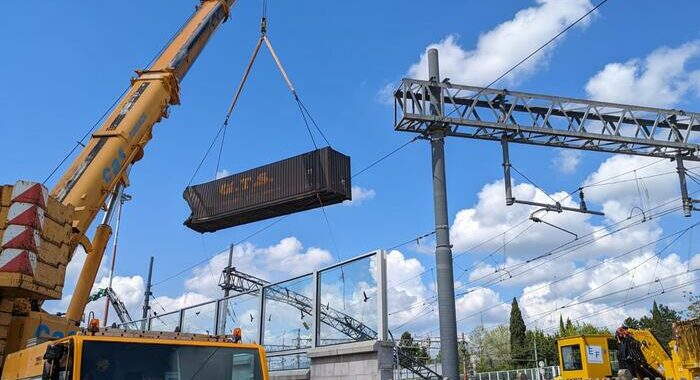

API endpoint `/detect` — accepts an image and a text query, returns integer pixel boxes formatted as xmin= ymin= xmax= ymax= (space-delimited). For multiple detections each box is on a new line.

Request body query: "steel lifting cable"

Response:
xmin=189 ymin=9 xmax=331 ymax=184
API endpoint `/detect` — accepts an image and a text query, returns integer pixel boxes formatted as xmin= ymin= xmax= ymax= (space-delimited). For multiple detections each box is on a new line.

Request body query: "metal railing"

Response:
xmin=475 ymin=366 xmax=560 ymax=380
xmin=120 ymin=250 xmax=388 ymax=371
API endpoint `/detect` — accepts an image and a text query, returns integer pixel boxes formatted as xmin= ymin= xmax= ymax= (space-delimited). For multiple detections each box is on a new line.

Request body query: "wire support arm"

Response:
xmin=501 ymin=137 xmax=604 ymax=216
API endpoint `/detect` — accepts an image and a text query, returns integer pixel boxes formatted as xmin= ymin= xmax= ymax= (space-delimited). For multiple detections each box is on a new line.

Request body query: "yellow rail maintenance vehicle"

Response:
xmin=0 ymin=0 xmax=271 ymax=378
xmin=557 ymin=320 xmax=700 ymax=380
xmin=2 ymin=324 xmax=268 ymax=380
xmin=557 ymin=335 xmax=618 ymax=380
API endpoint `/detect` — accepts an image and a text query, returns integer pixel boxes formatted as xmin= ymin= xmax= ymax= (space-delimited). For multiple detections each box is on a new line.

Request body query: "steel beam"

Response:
xmin=394 ymin=80 xmax=700 ymax=160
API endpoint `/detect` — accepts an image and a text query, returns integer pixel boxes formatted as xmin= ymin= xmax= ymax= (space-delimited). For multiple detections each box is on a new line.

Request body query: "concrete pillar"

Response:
xmin=307 ymin=340 xmax=395 ymax=380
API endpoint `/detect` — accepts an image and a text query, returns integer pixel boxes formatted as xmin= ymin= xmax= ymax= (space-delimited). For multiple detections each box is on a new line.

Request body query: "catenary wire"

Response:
xmin=389 ymin=198 xmax=687 ymax=321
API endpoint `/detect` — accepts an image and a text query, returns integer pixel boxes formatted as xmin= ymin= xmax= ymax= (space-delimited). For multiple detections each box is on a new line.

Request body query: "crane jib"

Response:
xmin=107 ymin=83 xmax=150 ymax=131
xmin=169 ymin=3 xmax=227 ymax=78
xmin=55 ymin=137 xmax=108 ymax=203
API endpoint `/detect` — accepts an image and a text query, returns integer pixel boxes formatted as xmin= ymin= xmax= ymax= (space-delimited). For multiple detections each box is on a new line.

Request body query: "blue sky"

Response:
xmin=2 ymin=0 xmax=700 ymax=335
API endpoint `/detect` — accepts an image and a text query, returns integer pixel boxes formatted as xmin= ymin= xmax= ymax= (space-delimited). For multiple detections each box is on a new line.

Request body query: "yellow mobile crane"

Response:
xmin=556 ymin=320 xmax=700 ymax=380
xmin=0 ymin=1 xmax=269 ymax=378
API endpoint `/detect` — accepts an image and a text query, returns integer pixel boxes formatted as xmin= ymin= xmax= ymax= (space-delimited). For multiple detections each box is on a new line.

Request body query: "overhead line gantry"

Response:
xmin=392 ymin=48 xmax=700 ymax=380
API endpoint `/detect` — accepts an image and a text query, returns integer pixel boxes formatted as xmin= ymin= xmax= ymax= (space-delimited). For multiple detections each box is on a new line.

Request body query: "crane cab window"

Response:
xmin=79 ymin=341 xmax=263 ymax=380
xmin=561 ymin=344 xmax=583 ymax=371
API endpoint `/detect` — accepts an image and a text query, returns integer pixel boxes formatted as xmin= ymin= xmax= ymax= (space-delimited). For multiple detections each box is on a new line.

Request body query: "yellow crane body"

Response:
xmin=1 ymin=329 xmax=269 ymax=380
xmin=0 ymin=1 xmax=277 ymax=377
xmin=673 ymin=319 xmax=700 ymax=379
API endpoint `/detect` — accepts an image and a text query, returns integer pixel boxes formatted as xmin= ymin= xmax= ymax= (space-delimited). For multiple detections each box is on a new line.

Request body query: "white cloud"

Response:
xmin=406 ymin=0 xmax=594 ymax=86
xmin=386 ymin=250 xmax=431 ymax=330
xmin=215 ymin=169 xmax=230 ymax=179
xmin=152 ymin=292 xmax=213 ymax=315
xmin=585 ymin=40 xmax=700 ymax=108
xmin=456 ymin=287 xmax=510 ymax=326
xmin=184 ymin=237 xmax=333 ymax=299
xmin=582 ymin=155 xmax=691 ymax=221
xmin=45 ymin=237 xmax=333 ymax=327
xmin=554 ymin=149 xmax=582 ymax=174
xmin=344 ymin=186 xmax=376 ymax=206
xmin=518 ymin=252 xmax=699 ymax=330
xmin=56 ymin=275 xmax=148 ymax=326
xmin=442 ymin=152 xmax=700 ymax=332
xmin=449 ymin=180 xmax=585 ymax=255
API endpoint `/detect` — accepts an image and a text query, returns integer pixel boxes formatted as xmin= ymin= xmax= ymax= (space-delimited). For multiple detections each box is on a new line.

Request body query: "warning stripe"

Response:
xmin=11 ymin=181 xmax=48 ymax=209
xmin=6 ymin=203 xmax=45 ymax=230
xmin=0 ymin=248 xmax=36 ymax=275
xmin=1 ymin=225 xmax=41 ymax=252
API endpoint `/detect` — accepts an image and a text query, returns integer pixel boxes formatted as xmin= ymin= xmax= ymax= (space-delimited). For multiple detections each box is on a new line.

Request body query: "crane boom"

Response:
xmin=46 ymin=0 xmax=236 ymax=323
xmin=53 ymin=0 xmax=233 ymax=235
xmin=0 ymin=2 xmax=242 ymax=367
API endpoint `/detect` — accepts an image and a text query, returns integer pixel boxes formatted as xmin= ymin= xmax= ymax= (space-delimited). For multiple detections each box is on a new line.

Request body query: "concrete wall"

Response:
xmin=270 ymin=369 xmax=311 ymax=380
xmin=307 ymin=340 xmax=395 ymax=380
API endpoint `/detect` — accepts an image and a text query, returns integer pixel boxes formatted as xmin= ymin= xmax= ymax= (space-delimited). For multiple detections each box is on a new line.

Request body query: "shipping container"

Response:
xmin=183 ymin=147 xmax=351 ymax=233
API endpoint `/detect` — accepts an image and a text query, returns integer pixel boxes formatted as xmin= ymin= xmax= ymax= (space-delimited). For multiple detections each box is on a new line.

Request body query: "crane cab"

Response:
xmin=1 ymin=330 xmax=269 ymax=380
xmin=556 ymin=335 xmax=618 ymax=380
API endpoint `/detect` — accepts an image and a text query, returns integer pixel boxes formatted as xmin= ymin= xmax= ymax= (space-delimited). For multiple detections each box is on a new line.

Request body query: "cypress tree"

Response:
xmin=559 ymin=315 xmax=565 ymax=335
xmin=510 ymin=297 xmax=527 ymax=367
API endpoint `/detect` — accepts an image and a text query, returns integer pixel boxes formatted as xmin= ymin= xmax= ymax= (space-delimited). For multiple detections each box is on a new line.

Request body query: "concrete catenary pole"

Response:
xmin=427 ymin=48 xmax=459 ymax=380
xmin=141 ymin=256 xmax=154 ymax=330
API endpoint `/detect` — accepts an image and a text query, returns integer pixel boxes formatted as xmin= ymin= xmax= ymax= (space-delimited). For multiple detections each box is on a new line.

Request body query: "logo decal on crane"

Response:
xmin=102 ymin=148 xmax=127 ymax=184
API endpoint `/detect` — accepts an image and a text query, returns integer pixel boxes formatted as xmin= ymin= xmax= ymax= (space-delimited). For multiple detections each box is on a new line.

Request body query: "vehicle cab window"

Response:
xmin=561 ymin=344 xmax=583 ymax=371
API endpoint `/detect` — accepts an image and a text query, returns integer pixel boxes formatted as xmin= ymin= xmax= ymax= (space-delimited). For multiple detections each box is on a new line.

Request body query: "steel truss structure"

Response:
xmin=394 ymin=79 xmax=700 ymax=158
xmin=220 ymin=267 xmax=376 ymax=341
xmin=394 ymin=79 xmax=700 ymax=215
xmin=88 ymin=287 xmax=133 ymax=324
xmin=221 ymin=267 xmax=441 ymax=379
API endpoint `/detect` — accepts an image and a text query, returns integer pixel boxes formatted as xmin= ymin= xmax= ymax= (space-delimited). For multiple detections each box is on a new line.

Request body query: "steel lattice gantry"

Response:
xmin=394 ymin=78 xmax=700 ymax=215
xmin=394 ymin=79 xmax=700 ymax=159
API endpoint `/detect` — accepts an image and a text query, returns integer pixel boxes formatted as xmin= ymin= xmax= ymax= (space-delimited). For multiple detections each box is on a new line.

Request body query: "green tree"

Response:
xmin=524 ymin=329 xmax=558 ymax=368
xmin=559 ymin=319 xmax=611 ymax=337
xmin=510 ymin=298 xmax=527 ymax=367
xmin=623 ymin=316 xmax=641 ymax=329
xmin=398 ymin=331 xmax=430 ymax=366
xmin=459 ymin=337 xmax=472 ymax=376
xmin=559 ymin=315 xmax=566 ymax=335
xmin=684 ymin=291 xmax=700 ymax=319
xmin=469 ymin=325 xmax=511 ymax=372
xmin=624 ymin=301 xmax=680 ymax=347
